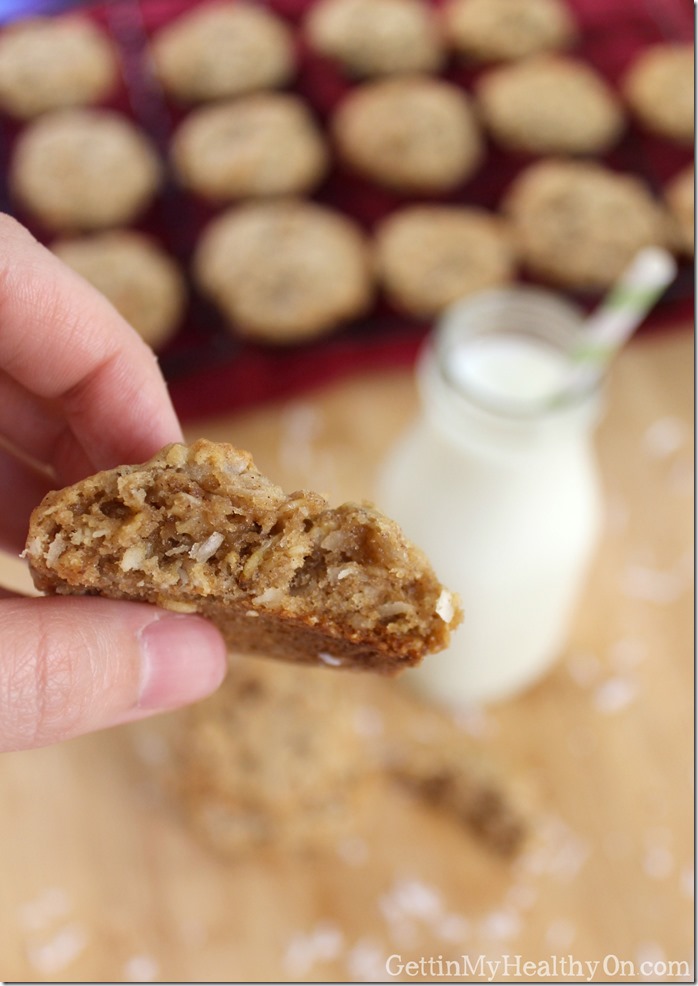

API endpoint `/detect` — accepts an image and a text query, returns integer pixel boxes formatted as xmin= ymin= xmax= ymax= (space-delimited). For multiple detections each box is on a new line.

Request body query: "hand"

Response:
xmin=0 ymin=215 xmax=227 ymax=752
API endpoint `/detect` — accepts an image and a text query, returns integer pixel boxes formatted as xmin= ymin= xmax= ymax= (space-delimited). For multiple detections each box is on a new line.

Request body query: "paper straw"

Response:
xmin=564 ymin=247 xmax=678 ymax=395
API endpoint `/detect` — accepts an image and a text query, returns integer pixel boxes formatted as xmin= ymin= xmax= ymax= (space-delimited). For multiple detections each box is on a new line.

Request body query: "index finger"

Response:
xmin=0 ymin=214 xmax=183 ymax=474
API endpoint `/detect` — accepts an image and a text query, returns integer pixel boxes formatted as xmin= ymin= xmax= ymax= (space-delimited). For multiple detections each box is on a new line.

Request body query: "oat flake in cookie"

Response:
xmin=26 ymin=440 xmax=462 ymax=674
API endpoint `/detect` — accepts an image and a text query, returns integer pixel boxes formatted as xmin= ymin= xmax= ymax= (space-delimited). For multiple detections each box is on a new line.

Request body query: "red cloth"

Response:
xmin=1 ymin=0 xmax=693 ymax=420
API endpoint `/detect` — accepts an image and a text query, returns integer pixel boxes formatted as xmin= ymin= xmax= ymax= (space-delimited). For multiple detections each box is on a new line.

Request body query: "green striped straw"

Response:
xmin=565 ymin=247 xmax=678 ymax=396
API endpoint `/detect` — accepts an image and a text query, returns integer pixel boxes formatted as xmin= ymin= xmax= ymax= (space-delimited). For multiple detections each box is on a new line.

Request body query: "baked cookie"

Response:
xmin=503 ymin=160 xmax=668 ymax=290
xmin=194 ymin=201 xmax=373 ymax=342
xmin=0 ymin=16 xmax=118 ymax=120
xmin=665 ymin=166 xmax=694 ymax=256
xmin=150 ymin=1 xmax=295 ymax=103
xmin=332 ymin=75 xmax=483 ymax=192
xmin=305 ymin=0 xmax=444 ymax=77
xmin=375 ymin=206 xmax=516 ymax=317
xmin=11 ymin=108 xmax=161 ymax=232
xmin=26 ymin=440 xmax=462 ymax=674
xmin=443 ymin=0 xmax=576 ymax=63
xmin=169 ymin=656 xmax=370 ymax=854
xmin=52 ymin=231 xmax=185 ymax=350
xmin=622 ymin=44 xmax=694 ymax=145
xmin=476 ymin=55 xmax=624 ymax=155
xmin=171 ymin=94 xmax=329 ymax=201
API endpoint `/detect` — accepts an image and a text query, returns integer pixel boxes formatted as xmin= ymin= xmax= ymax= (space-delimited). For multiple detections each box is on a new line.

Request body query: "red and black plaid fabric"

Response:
xmin=0 ymin=0 xmax=693 ymax=420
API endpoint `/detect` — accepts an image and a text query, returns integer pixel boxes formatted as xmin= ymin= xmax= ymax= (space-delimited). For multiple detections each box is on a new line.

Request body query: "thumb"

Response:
xmin=0 ymin=595 xmax=227 ymax=752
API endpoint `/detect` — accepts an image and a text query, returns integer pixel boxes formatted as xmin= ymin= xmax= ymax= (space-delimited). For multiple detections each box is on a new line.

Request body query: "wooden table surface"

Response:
xmin=0 ymin=328 xmax=693 ymax=983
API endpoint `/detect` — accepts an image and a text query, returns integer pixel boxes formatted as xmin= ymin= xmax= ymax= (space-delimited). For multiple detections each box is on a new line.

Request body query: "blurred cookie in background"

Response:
xmin=0 ymin=16 xmax=118 ymax=120
xmin=150 ymin=1 xmax=296 ymax=104
xmin=375 ymin=206 xmax=516 ymax=317
xmin=503 ymin=159 xmax=668 ymax=290
xmin=53 ymin=231 xmax=185 ymax=349
xmin=333 ymin=75 xmax=483 ymax=193
xmin=194 ymin=200 xmax=373 ymax=343
xmin=476 ymin=56 xmax=624 ymax=155
xmin=443 ymin=0 xmax=576 ymax=63
xmin=305 ymin=0 xmax=444 ymax=77
xmin=169 ymin=656 xmax=370 ymax=856
xmin=10 ymin=108 xmax=161 ymax=231
xmin=621 ymin=43 xmax=694 ymax=145
xmin=665 ymin=166 xmax=694 ymax=256
xmin=171 ymin=93 xmax=329 ymax=201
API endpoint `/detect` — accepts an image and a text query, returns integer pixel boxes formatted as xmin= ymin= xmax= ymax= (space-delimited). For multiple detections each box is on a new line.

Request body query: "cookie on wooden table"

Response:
xmin=171 ymin=94 xmax=329 ymax=201
xmin=503 ymin=160 xmax=668 ymax=291
xmin=665 ymin=166 xmax=694 ymax=256
xmin=375 ymin=206 xmax=517 ymax=317
xmin=332 ymin=75 xmax=483 ymax=193
xmin=150 ymin=1 xmax=295 ymax=103
xmin=194 ymin=201 xmax=374 ymax=342
xmin=0 ymin=16 xmax=118 ymax=120
xmin=305 ymin=0 xmax=444 ymax=77
xmin=52 ymin=231 xmax=185 ymax=350
xmin=10 ymin=108 xmax=161 ymax=232
xmin=26 ymin=439 xmax=462 ymax=674
xmin=443 ymin=0 xmax=576 ymax=63
xmin=476 ymin=56 xmax=624 ymax=155
xmin=169 ymin=655 xmax=370 ymax=854
xmin=621 ymin=44 xmax=694 ymax=145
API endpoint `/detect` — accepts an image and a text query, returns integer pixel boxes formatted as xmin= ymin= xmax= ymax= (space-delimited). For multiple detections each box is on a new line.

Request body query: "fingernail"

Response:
xmin=138 ymin=615 xmax=227 ymax=711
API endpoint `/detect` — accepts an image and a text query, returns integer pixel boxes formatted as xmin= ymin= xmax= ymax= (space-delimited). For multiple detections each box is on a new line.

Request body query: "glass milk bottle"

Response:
xmin=377 ymin=288 xmax=604 ymax=706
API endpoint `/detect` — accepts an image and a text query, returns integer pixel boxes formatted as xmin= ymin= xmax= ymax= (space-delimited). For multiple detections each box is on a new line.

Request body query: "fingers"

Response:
xmin=0 ymin=214 xmax=183 ymax=478
xmin=0 ymin=596 xmax=228 ymax=752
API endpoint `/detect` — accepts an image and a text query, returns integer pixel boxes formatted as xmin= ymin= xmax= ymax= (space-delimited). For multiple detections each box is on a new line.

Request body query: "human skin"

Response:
xmin=0 ymin=214 xmax=227 ymax=752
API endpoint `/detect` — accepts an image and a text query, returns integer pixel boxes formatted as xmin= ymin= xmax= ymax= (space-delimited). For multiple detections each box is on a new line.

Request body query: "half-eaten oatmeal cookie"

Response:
xmin=25 ymin=440 xmax=461 ymax=674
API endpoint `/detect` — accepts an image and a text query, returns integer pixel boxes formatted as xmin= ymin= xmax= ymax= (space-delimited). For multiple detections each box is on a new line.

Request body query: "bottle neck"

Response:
xmin=417 ymin=291 xmax=604 ymax=458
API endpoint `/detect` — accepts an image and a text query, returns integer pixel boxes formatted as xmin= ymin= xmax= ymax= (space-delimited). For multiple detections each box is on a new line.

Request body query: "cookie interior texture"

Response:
xmin=26 ymin=440 xmax=461 ymax=673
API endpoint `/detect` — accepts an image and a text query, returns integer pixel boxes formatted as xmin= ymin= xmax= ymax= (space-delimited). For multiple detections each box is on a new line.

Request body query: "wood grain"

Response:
xmin=0 ymin=329 xmax=693 ymax=982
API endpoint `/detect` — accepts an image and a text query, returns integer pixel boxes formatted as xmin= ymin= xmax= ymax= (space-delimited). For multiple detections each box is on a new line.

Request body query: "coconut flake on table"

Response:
xmin=643 ymin=416 xmax=687 ymax=459
xmin=25 ymin=923 xmax=88 ymax=975
xmin=283 ymin=921 xmax=345 ymax=978
xmin=593 ymin=676 xmax=638 ymax=714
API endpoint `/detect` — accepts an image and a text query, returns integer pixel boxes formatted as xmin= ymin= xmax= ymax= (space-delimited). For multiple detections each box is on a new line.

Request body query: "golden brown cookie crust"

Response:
xmin=194 ymin=200 xmax=374 ymax=342
xmin=10 ymin=108 xmax=161 ymax=232
xmin=333 ymin=75 xmax=483 ymax=192
xmin=503 ymin=160 xmax=668 ymax=290
xmin=622 ymin=44 xmax=694 ymax=145
xmin=443 ymin=0 xmax=576 ymax=63
xmin=305 ymin=0 xmax=445 ymax=77
xmin=52 ymin=231 xmax=185 ymax=349
xmin=376 ymin=206 xmax=517 ymax=317
xmin=0 ymin=16 xmax=118 ymax=119
xmin=171 ymin=94 xmax=329 ymax=201
xmin=476 ymin=55 xmax=624 ymax=155
xmin=26 ymin=440 xmax=462 ymax=674
xmin=150 ymin=1 xmax=296 ymax=103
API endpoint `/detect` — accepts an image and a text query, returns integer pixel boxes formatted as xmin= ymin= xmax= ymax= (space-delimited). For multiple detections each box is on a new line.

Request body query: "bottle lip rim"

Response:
xmin=426 ymin=288 xmax=604 ymax=422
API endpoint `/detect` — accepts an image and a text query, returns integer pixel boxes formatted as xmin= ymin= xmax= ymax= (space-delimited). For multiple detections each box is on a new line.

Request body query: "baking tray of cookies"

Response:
xmin=0 ymin=0 xmax=693 ymax=421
